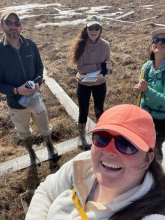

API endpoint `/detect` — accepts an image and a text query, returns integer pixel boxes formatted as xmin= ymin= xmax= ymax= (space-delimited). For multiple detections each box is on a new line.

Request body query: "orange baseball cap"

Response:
xmin=88 ymin=104 xmax=156 ymax=152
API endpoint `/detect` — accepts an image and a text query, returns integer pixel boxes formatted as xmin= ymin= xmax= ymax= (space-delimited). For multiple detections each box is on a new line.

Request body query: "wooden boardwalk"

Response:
xmin=0 ymin=70 xmax=95 ymax=175
xmin=1 ymin=70 xmax=165 ymax=175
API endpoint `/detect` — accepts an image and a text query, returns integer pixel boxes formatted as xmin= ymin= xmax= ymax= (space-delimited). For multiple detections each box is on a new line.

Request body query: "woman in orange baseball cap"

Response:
xmin=26 ymin=104 xmax=165 ymax=220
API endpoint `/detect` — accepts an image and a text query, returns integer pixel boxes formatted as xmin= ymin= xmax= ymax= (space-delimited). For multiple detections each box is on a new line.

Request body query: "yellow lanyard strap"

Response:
xmin=72 ymin=188 xmax=89 ymax=220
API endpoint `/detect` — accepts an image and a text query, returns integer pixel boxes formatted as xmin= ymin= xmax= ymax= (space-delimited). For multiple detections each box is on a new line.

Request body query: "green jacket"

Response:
xmin=139 ymin=61 xmax=165 ymax=118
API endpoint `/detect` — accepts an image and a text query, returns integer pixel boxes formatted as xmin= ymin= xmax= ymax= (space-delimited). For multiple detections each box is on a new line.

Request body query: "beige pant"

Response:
xmin=9 ymin=107 xmax=52 ymax=140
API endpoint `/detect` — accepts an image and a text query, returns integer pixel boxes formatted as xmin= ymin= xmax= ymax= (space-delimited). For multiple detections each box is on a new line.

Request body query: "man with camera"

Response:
xmin=0 ymin=9 xmax=58 ymax=165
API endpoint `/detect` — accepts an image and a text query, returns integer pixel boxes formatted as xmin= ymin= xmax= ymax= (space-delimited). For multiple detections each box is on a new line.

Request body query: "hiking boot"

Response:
xmin=78 ymin=123 xmax=91 ymax=151
xmin=21 ymin=137 xmax=41 ymax=166
xmin=43 ymin=135 xmax=58 ymax=159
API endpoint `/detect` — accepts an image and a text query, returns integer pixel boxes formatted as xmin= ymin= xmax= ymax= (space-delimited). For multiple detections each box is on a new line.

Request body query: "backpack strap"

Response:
xmin=162 ymin=69 xmax=165 ymax=86
xmin=145 ymin=61 xmax=165 ymax=86
xmin=145 ymin=61 xmax=153 ymax=82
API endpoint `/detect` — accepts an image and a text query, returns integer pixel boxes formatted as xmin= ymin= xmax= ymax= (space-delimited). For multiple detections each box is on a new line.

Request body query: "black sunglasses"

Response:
xmin=153 ymin=38 xmax=165 ymax=44
xmin=92 ymin=132 xmax=138 ymax=155
xmin=4 ymin=20 xmax=21 ymax=27
xmin=88 ymin=25 xmax=101 ymax=31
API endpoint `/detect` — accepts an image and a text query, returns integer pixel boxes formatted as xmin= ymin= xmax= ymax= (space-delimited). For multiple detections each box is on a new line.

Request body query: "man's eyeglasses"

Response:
xmin=153 ymin=38 xmax=165 ymax=44
xmin=87 ymin=25 xmax=101 ymax=31
xmin=3 ymin=20 xmax=21 ymax=27
xmin=92 ymin=132 xmax=138 ymax=155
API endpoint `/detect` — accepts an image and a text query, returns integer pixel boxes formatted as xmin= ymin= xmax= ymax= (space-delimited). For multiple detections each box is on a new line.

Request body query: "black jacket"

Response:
xmin=0 ymin=35 xmax=43 ymax=109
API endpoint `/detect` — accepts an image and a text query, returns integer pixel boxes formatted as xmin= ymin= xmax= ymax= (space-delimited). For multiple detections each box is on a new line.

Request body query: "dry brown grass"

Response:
xmin=0 ymin=0 xmax=165 ymax=218
xmin=0 ymin=148 xmax=83 ymax=219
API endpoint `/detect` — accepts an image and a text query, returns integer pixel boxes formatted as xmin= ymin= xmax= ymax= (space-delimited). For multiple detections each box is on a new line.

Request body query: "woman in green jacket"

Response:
xmin=134 ymin=28 xmax=165 ymax=162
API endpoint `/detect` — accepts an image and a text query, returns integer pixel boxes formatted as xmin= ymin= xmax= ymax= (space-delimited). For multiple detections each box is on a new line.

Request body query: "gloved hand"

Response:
xmin=101 ymin=62 xmax=107 ymax=70
xmin=100 ymin=68 xmax=108 ymax=76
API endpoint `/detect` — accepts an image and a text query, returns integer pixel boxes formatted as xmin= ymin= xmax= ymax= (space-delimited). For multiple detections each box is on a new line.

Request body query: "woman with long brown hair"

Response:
xmin=134 ymin=28 xmax=165 ymax=162
xmin=70 ymin=15 xmax=111 ymax=150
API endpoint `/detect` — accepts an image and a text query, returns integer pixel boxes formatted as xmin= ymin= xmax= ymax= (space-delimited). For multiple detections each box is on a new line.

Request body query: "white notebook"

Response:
xmin=82 ymin=77 xmax=97 ymax=82
xmin=81 ymin=70 xmax=101 ymax=82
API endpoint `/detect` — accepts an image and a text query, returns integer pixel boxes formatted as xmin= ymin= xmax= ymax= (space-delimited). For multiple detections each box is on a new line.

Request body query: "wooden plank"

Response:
xmin=0 ymin=136 xmax=92 ymax=175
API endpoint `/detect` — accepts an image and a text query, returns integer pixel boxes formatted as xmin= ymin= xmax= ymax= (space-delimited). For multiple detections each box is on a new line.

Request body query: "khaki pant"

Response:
xmin=9 ymin=107 xmax=52 ymax=140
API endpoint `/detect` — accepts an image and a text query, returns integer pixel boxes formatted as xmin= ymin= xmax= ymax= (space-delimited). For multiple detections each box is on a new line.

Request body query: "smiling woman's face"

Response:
xmin=87 ymin=24 xmax=101 ymax=42
xmin=91 ymin=131 xmax=154 ymax=192
xmin=151 ymin=33 xmax=165 ymax=56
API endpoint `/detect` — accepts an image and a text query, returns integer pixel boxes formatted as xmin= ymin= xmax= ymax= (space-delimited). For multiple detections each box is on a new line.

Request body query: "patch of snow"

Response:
xmin=85 ymin=6 xmax=111 ymax=13
xmin=54 ymin=15 xmax=68 ymax=19
xmin=35 ymin=19 xmax=86 ymax=28
xmin=85 ymin=11 xmax=98 ymax=14
xmin=20 ymin=14 xmax=39 ymax=19
xmin=115 ymin=11 xmax=134 ymax=20
xmin=0 ymin=3 xmax=62 ymax=14
xmin=100 ymin=12 xmax=123 ymax=17
xmin=20 ymin=14 xmax=58 ymax=19
xmin=78 ymin=7 xmax=89 ymax=10
xmin=59 ymin=11 xmax=81 ymax=16
xmin=140 ymin=5 xmax=153 ymax=7
xmin=54 ymin=8 xmax=82 ymax=16
xmin=155 ymin=24 xmax=165 ymax=27
xmin=91 ymin=6 xmax=111 ymax=11
xmin=136 ymin=16 xmax=157 ymax=23
xmin=136 ymin=18 xmax=151 ymax=22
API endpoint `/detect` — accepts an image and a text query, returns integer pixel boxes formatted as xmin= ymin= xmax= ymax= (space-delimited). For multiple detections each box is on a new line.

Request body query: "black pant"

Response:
xmin=77 ymin=82 xmax=106 ymax=123
xmin=153 ymin=118 xmax=165 ymax=161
